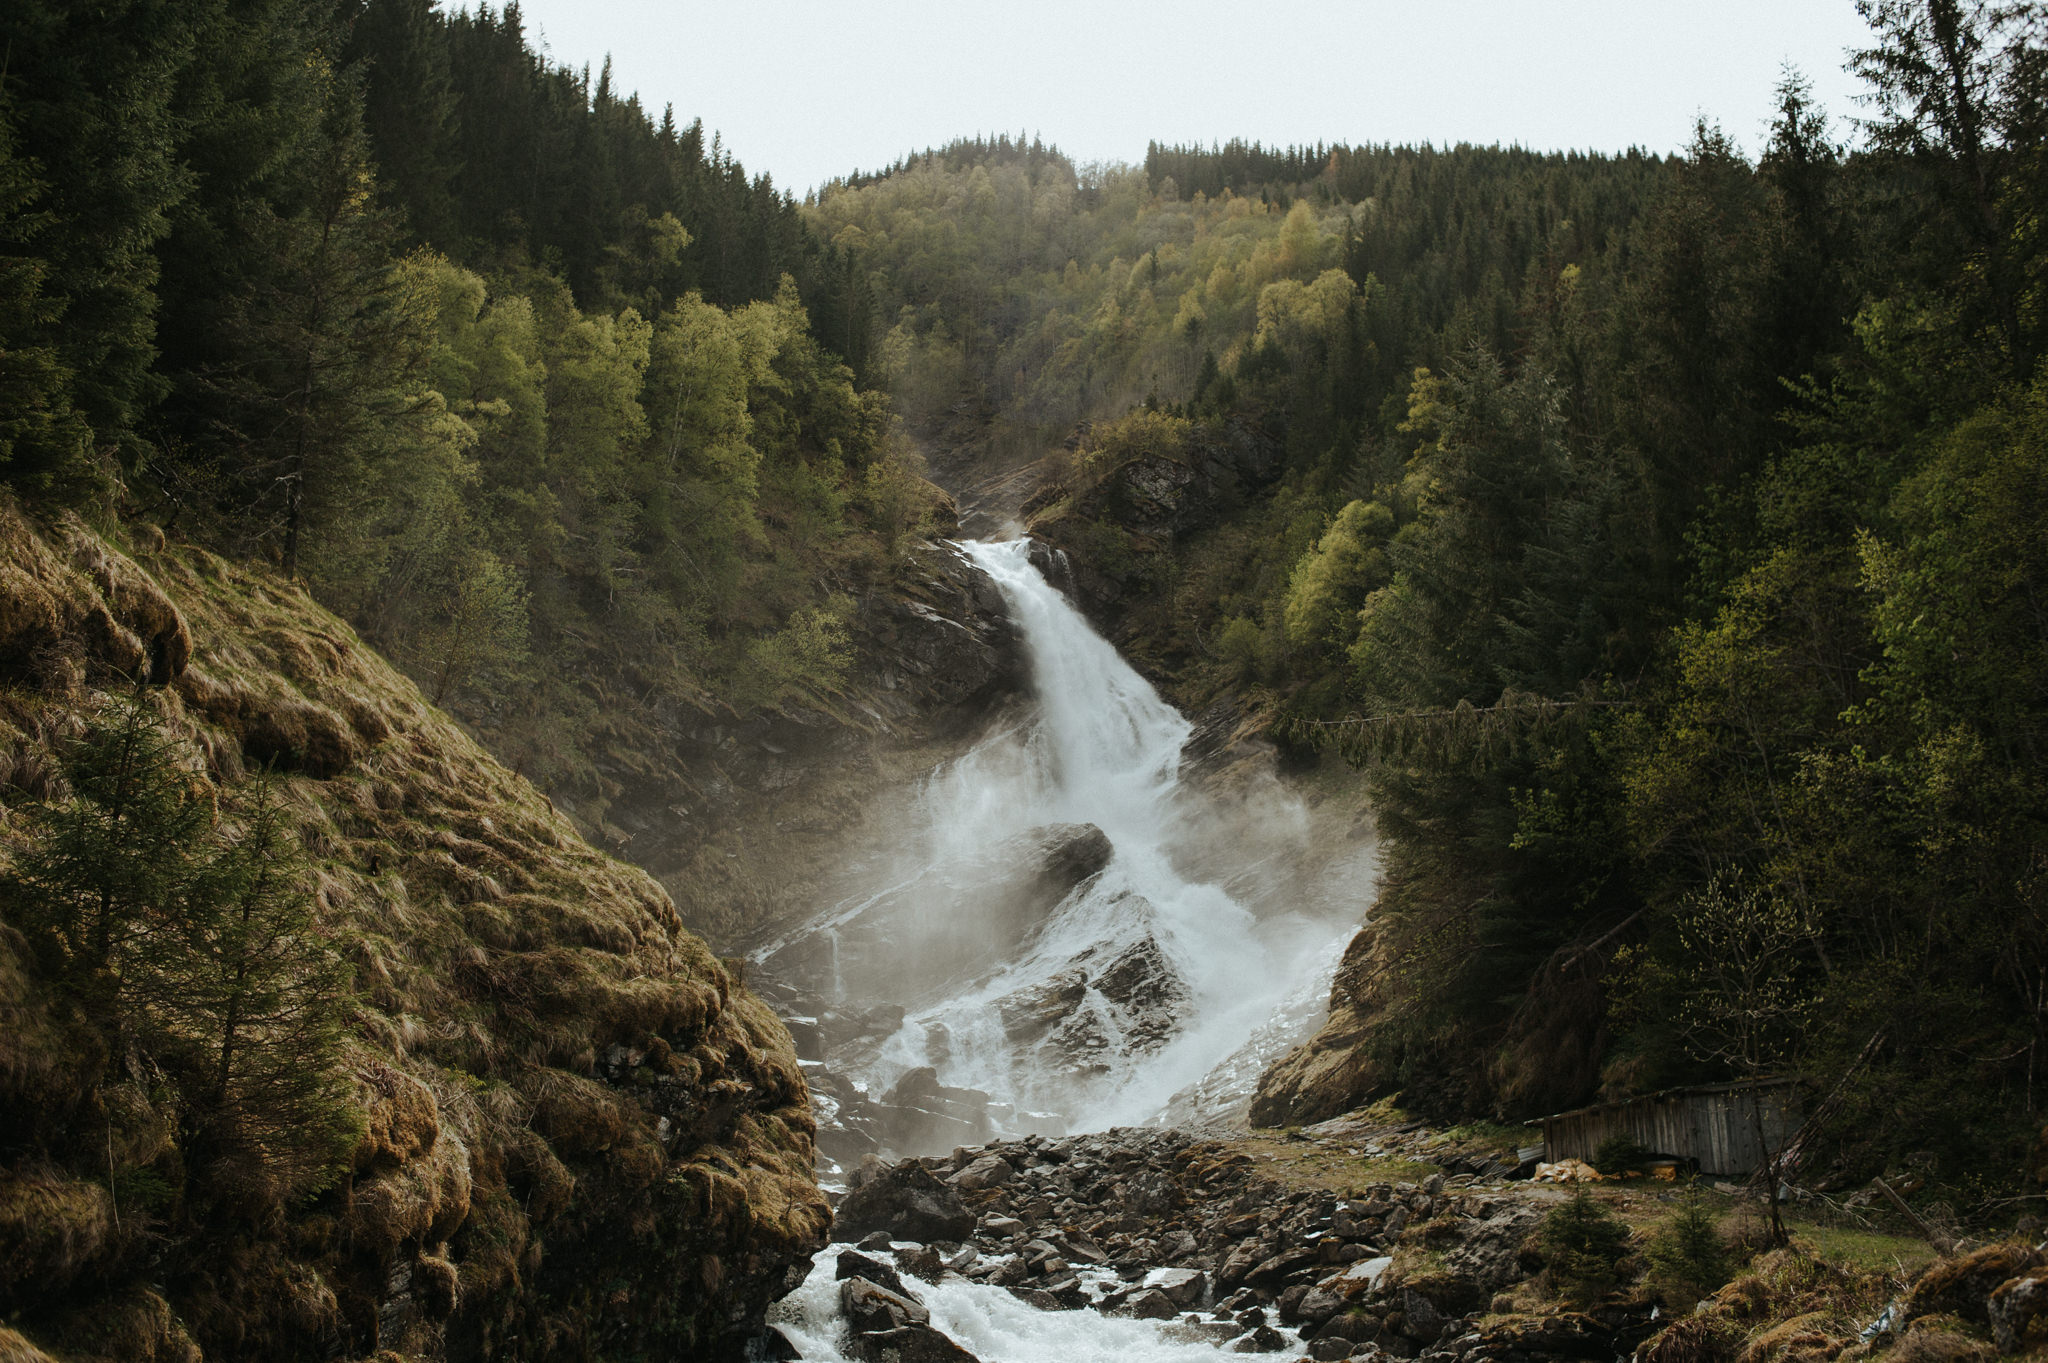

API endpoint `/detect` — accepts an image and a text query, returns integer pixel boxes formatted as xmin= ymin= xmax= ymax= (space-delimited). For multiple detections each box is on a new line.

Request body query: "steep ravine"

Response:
xmin=0 ymin=503 xmax=826 ymax=1362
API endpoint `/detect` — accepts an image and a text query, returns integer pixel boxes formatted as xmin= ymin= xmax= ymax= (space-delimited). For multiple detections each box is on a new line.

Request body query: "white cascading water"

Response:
xmin=851 ymin=537 xmax=1362 ymax=1131
xmin=770 ymin=1249 xmax=1285 ymax=1363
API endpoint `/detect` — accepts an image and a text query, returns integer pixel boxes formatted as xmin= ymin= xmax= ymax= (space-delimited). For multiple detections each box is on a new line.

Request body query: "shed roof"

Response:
xmin=1524 ymin=1077 xmax=1804 ymax=1127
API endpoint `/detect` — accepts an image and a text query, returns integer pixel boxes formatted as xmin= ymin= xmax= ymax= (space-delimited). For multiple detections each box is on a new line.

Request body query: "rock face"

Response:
xmin=1023 ymin=417 xmax=1283 ymax=634
xmin=991 ymin=927 xmax=1191 ymax=1078
xmin=1251 ymin=922 xmax=1392 ymax=1127
xmin=0 ymin=507 xmax=828 ymax=1362
xmin=585 ymin=538 xmax=1028 ymax=951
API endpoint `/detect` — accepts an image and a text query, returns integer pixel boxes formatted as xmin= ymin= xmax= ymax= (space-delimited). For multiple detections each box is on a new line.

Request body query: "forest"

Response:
xmin=808 ymin=11 xmax=2048 ymax=1194
xmin=0 ymin=0 xmax=2041 ymax=1284
xmin=0 ymin=0 xmax=934 ymax=844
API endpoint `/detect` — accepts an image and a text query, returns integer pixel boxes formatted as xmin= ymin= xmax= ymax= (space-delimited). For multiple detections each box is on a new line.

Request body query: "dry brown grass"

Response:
xmin=0 ymin=500 xmax=830 ymax=1359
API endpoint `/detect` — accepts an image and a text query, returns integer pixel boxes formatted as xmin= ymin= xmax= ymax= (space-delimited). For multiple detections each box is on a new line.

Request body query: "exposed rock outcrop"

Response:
xmin=0 ymin=505 xmax=827 ymax=1361
xmin=1251 ymin=922 xmax=1392 ymax=1127
xmin=1023 ymin=418 xmax=1283 ymax=637
xmin=542 ymin=536 xmax=1027 ymax=953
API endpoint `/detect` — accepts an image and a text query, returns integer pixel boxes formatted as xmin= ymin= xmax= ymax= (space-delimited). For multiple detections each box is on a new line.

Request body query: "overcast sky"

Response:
xmin=501 ymin=1 xmax=1878 ymax=198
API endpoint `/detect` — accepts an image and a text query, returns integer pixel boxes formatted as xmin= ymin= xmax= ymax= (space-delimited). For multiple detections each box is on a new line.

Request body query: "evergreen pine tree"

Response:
xmin=1538 ymin=1187 xmax=1633 ymax=1305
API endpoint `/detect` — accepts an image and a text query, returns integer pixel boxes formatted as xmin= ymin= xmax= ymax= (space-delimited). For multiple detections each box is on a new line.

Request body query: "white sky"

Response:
xmin=500 ymin=1 xmax=1877 ymax=198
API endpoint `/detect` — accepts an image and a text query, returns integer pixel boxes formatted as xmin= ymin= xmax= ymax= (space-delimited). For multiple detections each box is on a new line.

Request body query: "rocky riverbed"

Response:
xmin=762 ymin=1118 xmax=1584 ymax=1363
xmin=756 ymin=1110 xmax=2048 ymax=1363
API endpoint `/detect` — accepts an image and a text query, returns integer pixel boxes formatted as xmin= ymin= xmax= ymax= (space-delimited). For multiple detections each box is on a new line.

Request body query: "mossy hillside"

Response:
xmin=0 ymin=503 xmax=828 ymax=1361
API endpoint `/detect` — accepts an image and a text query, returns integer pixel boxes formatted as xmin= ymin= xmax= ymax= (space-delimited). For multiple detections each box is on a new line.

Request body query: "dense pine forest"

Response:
xmin=811 ymin=9 xmax=2048 ymax=1195
xmin=3 ymin=4 xmax=2047 ymax=1357
xmin=1 ymin=0 xmax=915 ymax=835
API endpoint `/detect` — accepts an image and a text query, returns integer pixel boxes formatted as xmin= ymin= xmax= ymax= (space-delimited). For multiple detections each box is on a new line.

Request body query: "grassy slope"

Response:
xmin=0 ymin=502 xmax=827 ymax=1361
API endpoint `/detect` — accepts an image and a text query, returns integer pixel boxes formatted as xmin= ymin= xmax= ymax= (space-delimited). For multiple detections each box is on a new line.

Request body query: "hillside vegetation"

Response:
xmin=0 ymin=502 xmax=826 ymax=1360
xmin=818 ymin=2 xmax=2048 ymax=1212
xmin=0 ymin=0 xmax=943 ymax=871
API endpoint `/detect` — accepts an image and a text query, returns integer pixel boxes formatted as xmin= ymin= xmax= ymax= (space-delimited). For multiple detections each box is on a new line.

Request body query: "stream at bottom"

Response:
xmin=768 ymin=1239 xmax=1308 ymax=1363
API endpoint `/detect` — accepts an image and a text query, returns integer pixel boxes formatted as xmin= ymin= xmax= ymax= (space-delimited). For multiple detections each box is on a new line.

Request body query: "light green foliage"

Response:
xmin=1217 ymin=615 xmax=1266 ymax=684
xmin=281 ymin=246 xmax=890 ymax=801
xmin=1668 ymin=873 xmax=1819 ymax=1076
xmin=809 ymin=146 xmax=1359 ymax=454
xmin=1255 ymin=268 xmax=1359 ymax=368
xmin=734 ymin=596 xmax=855 ymax=712
xmin=1283 ymin=499 xmax=1391 ymax=648
xmin=1080 ymin=408 xmax=1193 ymax=475
xmin=419 ymin=546 xmax=530 ymax=706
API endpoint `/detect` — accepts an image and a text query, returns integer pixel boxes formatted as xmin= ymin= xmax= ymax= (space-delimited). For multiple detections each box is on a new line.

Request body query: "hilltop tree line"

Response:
xmin=814 ymin=1 xmax=2048 ymax=1193
xmin=0 ymin=0 xmax=928 ymax=829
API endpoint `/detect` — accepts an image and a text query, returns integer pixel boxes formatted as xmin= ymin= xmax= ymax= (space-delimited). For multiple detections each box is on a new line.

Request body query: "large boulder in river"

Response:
xmin=848 ymin=1324 xmax=983 ymax=1363
xmin=834 ymin=1160 xmax=976 ymax=1243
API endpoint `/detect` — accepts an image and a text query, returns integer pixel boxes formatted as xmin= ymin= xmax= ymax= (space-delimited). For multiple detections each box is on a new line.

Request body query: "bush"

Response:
xmin=1539 ymin=1187 xmax=1633 ymax=1304
xmin=1595 ymin=1133 xmax=1655 ymax=1176
xmin=1645 ymin=1190 xmax=1731 ymax=1308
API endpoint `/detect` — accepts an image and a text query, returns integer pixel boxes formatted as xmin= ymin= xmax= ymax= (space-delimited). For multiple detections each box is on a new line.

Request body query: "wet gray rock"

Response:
xmin=847 ymin=1323 xmax=984 ymax=1363
xmin=1123 ymin=1288 xmax=1180 ymax=1319
xmin=835 ymin=1160 xmax=977 ymax=1243
xmin=841 ymin=1277 xmax=930 ymax=1333
xmin=837 ymin=1251 xmax=915 ymax=1300
xmin=1148 ymin=1267 xmax=1208 ymax=1306
xmin=1233 ymin=1324 xmax=1291 ymax=1353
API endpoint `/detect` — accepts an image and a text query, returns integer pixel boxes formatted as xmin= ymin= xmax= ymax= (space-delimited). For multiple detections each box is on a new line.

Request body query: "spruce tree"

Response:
xmin=143 ymin=769 xmax=355 ymax=1192
xmin=1 ymin=693 xmax=209 ymax=1006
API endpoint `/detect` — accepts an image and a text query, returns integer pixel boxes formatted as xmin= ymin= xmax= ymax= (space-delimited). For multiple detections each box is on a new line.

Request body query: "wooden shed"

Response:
xmin=1530 ymin=1080 xmax=1804 ymax=1177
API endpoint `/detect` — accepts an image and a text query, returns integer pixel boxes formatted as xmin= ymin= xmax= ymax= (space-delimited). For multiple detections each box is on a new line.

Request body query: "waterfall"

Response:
xmin=758 ymin=536 xmax=1369 ymax=1138
xmin=884 ymin=539 xmax=1361 ymax=1129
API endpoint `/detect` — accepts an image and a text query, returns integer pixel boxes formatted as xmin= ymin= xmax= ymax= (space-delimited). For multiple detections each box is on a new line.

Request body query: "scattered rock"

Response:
xmin=1145 ymin=1267 xmax=1208 ymax=1307
xmin=953 ymin=1154 xmax=1015 ymax=1191
xmin=837 ymin=1251 xmax=915 ymax=1300
xmin=1233 ymin=1324 xmax=1291 ymax=1353
xmin=898 ymin=1244 xmax=947 ymax=1285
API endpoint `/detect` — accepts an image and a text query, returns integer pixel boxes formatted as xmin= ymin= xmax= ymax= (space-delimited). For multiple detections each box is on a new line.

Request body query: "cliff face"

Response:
xmin=608 ymin=538 xmax=1026 ymax=951
xmin=0 ymin=505 xmax=827 ymax=1362
xmin=1248 ymin=921 xmax=1390 ymax=1128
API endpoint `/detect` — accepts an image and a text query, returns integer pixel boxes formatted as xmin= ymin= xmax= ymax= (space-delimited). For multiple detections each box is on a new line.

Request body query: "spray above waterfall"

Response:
xmin=757 ymin=537 xmax=1371 ymax=1142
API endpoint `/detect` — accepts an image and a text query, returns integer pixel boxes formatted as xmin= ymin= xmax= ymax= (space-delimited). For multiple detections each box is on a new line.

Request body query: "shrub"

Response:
xmin=1646 ymin=1190 xmax=1732 ymax=1308
xmin=1595 ymin=1133 xmax=1655 ymax=1176
xmin=1539 ymin=1186 xmax=1633 ymax=1304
